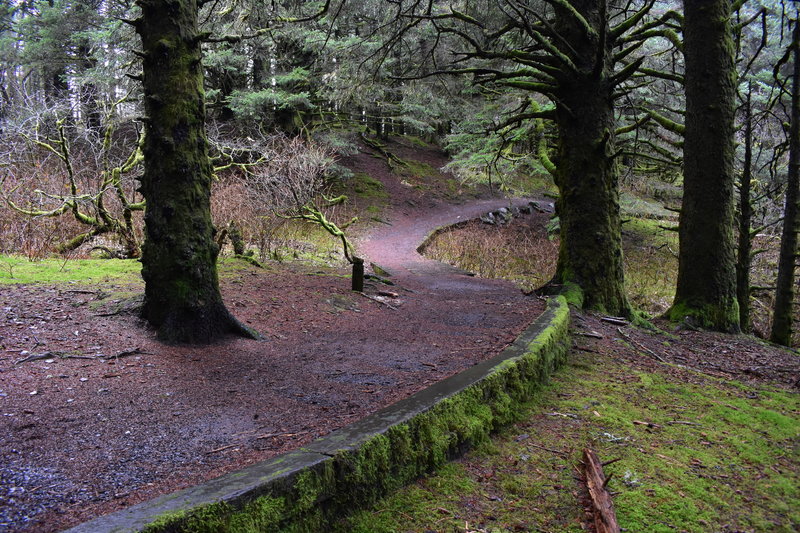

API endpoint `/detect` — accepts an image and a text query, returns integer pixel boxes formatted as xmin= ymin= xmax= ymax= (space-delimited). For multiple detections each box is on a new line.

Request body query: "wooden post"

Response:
xmin=352 ymin=257 xmax=364 ymax=292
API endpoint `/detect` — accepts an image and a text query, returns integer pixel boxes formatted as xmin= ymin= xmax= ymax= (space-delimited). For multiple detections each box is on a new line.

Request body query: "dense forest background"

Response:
xmin=1 ymin=0 xmax=800 ymax=345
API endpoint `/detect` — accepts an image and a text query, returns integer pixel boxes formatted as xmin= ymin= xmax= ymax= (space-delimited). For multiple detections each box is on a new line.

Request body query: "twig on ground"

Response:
xmin=110 ymin=347 xmax=150 ymax=359
xmin=601 ymin=316 xmax=629 ymax=326
xmin=255 ymin=431 xmax=309 ymax=440
xmin=575 ymin=331 xmax=604 ymax=339
xmin=358 ymin=291 xmax=398 ymax=310
xmin=632 ymin=420 xmax=662 ymax=429
xmin=62 ymin=289 xmax=97 ymax=295
xmin=205 ymin=444 xmax=238 ymax=455
xmin=616 ymin=327 xmax=667 ymax=363
xmin=574 ymin=345 xmax=601 ymax=354
xmin=15 ymin=351 xmax=60 ymax=365
xmin=529 ymin=443 xmax=569 ymax=456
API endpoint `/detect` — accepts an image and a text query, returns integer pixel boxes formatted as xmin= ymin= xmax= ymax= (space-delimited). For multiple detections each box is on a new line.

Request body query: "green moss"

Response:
xmin=401 ymin=135 xmax=433 ymax=149
xmin=559 ymin=281 xmax=584 ymax=308
xmin=395 ymin=159 xmax=438 ymax=179
xmin=350 ymin=172 xmax=388 ymax=199
xmin=344 ymin=348 xmax=800 ymax=532
xmin=667 ymin=299 xmax=740 ymax=331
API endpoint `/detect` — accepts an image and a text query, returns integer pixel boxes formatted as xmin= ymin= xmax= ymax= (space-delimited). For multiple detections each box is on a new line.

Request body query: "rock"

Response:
xmin=519 ymin=205 xmax=532 ymax=214
xmin=480 ymin=212 xmax=496 ymax=225
xmin=495 ymin=208 xmax=513 ymax=223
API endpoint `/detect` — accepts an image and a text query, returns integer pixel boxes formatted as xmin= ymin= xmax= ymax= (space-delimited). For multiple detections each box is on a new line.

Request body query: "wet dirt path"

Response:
xmin=1 ymin=145 xmax=547 ymax=532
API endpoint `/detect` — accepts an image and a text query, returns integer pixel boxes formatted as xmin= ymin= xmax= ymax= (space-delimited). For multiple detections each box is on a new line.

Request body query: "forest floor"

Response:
xmin=338 ymin=312 xmax=800 ymax=532
xmin=1 ymin=136 xmax=799 ymax=532
xmin=0 ymin=137 xmax=545 ymax=532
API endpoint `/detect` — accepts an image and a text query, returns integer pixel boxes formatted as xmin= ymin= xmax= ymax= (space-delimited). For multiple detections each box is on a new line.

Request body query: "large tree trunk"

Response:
xmin=135 ymin=0 xmax=258 ymax=344
xmin=736 ymin=87 xmax=753 ymax=333
xmin=770 ymin=20 xmax=800 ymax=346
xmin=549 ymin=0 xmax=631 ymax=317
xmin=669 ymin=0 xmax=739 ymax=332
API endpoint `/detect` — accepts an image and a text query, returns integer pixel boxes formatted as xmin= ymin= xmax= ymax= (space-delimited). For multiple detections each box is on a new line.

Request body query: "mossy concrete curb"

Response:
xmin=65 ymin=296 xmax=570 ymax=533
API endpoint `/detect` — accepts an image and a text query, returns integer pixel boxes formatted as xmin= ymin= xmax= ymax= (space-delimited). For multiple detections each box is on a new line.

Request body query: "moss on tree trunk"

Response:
xmin=135 ymin=0 xmax=258 ymax=344
xmin=548 ymin=0 xmax=631 ymax=318
xmin=669 ymin=0 xmax=739 ymax=332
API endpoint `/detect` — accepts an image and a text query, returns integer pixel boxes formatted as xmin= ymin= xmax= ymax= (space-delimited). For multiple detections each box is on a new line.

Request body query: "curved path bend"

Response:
xmin=1 ymin=148 xmax=547 ymax=532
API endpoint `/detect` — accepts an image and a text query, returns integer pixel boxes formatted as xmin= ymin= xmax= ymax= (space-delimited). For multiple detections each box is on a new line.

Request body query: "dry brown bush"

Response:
xmin=424 ymin=217 xmax=558 ymax=292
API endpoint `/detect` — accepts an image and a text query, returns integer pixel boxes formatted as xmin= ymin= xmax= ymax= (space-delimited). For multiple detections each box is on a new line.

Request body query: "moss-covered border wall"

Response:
xmin=66 ymin=296 xmax=569 ymax=533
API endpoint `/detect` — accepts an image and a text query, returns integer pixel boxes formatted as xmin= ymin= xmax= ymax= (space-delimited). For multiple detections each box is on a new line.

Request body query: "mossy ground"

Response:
xmin=350 ymin=172 xmax=389 ymax=201
xmin=622 ymin=217 xmax=678 ymax=316
xmin=339 ymin=349 xmax=799 ymax=532
xmin=0 ymin=255 xmax=142 ymax=285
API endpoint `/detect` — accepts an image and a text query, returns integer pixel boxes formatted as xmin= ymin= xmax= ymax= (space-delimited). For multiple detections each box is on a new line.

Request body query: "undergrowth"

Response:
xmin=424 ymin=218 xmax=558 ymax=292
xmin=423 ymin=212 xmax=678 ymax=316
xmin=338 ymin=351 xmax=800 ymax=532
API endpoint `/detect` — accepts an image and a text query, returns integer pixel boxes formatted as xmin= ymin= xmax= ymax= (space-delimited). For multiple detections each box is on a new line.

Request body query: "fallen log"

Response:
xmin=583 ymin=447 xmax=621 ymax=533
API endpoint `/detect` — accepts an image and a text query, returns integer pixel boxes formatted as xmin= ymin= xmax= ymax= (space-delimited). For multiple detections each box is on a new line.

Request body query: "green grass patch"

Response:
xmin=338 ymin=352 xmax=800 ymax=532
xmin=0 ymin=255 xmax=142 ymax=285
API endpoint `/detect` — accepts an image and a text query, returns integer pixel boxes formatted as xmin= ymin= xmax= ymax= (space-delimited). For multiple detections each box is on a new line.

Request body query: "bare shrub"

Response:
xmin=0 ymin=103 xmax=144 ymax=258
xmin=207 ymin=128 xmax=350 ymax=262
xmin=424 ymin=217 xmax=558 ymax=291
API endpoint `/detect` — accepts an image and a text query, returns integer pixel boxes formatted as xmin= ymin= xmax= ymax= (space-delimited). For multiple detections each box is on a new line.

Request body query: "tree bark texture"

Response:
xmin=670 ymin=0 xmax=739 ymax=332
xmin=550 ymin=0 xmax=631 ymax=317
xmin=770 ymin=20 xmax=800 ymax=346
xmin=135 ymin=0 xmax=257 ymax=343
xmin=736 ymin=88 xmax=753 ymax=333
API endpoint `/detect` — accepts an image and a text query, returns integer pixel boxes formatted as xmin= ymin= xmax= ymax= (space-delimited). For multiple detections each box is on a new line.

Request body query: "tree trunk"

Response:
xmin=736 ymin=87 xmax=753 ymax=332
xmin=669 ymin=0 xmax=739 ymax=332
xmin=135 ymin=0 xmax=258 ymax=344
xmin=770 ymin=19 xmax=800 ymax=346
xmin=549 ymin=0 xmax=631 ymax=317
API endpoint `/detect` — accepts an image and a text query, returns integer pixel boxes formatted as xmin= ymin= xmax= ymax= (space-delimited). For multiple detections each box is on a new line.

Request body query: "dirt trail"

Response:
xmin=0 ymin=139 xmax=546 ymax=532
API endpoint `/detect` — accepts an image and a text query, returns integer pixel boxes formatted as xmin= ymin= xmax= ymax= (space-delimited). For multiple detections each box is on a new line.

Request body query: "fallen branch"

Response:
xmin=62 ymin=289 xmax=98 ymax=295
xmin=109 ymin=347 xmax=150 ymax=359
xmin=582 ymin=447 xmax=621 ymax=533
xmin=601 ymin=316 xmax=629 ymax=326
xmin=15 ymin=351 xmax=61 ymax=365
xmin=666 ymin=420 xmax=702 ymax=426
xmin=529 ymin=443 xmax=569 ymax=456
xmin=358 ymin=291 xmax=398 ymax=310
xmin=617 ymin=327 xmax=667 ymax=363
xmin=632 ymin=420 xmax=662 ymax=429
xmin=575 ymin=330 xmax=604 ymax=339
xmin=15 ymin=351 xmax=94 ymax=364
xmin=255 ymin=431 xmax=308 ymax=440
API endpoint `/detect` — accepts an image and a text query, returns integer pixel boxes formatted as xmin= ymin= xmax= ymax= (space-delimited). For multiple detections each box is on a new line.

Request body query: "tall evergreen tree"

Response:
xmin=669 ymin=0 xmax=740 ymax=332
xmin=133 ymin=0 xmax=258 ymax=343
xmin=381 ymin=0 xmax=682 ymax=317
xmin=770 ymin=15 xmax=800 ymax=346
